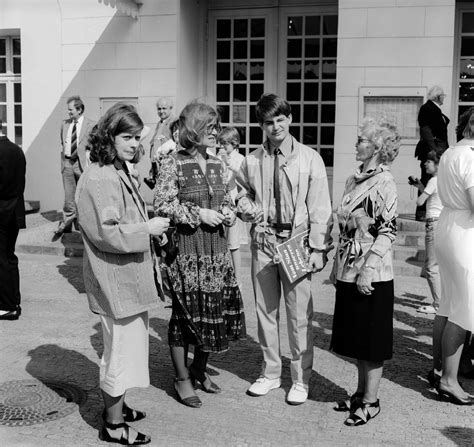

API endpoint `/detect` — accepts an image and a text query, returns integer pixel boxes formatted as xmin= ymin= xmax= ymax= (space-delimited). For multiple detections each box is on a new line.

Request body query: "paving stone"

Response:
xmin=0 ymin=245 xmax=472 ymax=446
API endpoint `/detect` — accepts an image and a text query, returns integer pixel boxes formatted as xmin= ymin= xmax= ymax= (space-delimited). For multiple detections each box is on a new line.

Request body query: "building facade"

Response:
xmin=0 ymin=0 xmax=472 ymax=212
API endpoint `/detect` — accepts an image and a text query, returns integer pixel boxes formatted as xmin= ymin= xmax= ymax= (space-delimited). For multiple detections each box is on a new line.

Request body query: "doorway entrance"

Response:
xmin=207 ymin=5 xmax=338 ymax=173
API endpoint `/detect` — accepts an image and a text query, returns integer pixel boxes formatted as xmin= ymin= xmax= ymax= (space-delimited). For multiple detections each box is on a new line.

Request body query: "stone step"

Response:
xmin=393 ymin=245 xmax=426 ymax=262
xmin=393 ymin=259 xmax=423 ymax=277
xmin=24 ymin=200 xmax=40 ymax=214
xmin=395 ymin=232 xmax=425 ymax=247
xmin=16 ymin=241 xmax=84 ymax=257
xmin=397 ymin=215 xmax=426 ymax=233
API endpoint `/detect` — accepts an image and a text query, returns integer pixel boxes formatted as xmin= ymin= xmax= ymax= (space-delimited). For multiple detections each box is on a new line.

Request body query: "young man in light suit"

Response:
xmin=56 ymin=95 xmax=95 ymax=236
xmin=236 ymin=93 xmax=333 ymax=405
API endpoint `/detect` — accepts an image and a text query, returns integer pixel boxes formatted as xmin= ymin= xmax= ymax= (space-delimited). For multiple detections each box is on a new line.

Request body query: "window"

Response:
xmin=213 ymin=17 xmax=267 ymax=154
xmin=209 ymin=9 xmax=338 ymax=165
xmin=456 ymin=9 xmax=474 ymax=126
xmin=0 ymin=36 xmax=22 ymax=146
xmin=285 ymin=14 xmax=338 ymax=167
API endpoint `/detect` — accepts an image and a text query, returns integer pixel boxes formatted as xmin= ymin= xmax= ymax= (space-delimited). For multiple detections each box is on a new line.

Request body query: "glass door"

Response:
xmin=207 ymin=6 xmax=338 ymax=166
xmin=208 ymin=9 xmax=277 ymax=155
xmin=278 ymin=9 xmax=338 ymax=168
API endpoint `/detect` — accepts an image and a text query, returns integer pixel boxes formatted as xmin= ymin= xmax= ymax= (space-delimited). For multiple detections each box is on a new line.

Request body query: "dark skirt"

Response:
xmin=331 ymin=280 xmax=394 ymax=361
xmin=166 ymin=226 xmax=246 ymax=354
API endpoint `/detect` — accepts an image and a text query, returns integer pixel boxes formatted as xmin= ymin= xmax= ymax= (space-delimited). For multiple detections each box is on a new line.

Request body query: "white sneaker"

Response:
xmin=286 ymin=382 xmax=308 ymax=405
xmin=247 ymin=376 xmax=281 ymax=397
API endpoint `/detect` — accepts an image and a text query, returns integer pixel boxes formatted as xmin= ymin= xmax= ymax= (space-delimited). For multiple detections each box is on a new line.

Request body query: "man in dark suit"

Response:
xmin=56 ymin=95 xmax=95 ymax=235
xmin=414 ymin=85 xmax=449 ymax=221
xmin=0 ymin=119 xmax=26 ymax=320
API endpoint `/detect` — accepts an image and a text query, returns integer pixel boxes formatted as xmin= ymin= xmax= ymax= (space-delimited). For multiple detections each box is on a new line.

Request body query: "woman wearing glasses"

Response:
xmin=153 ymin=102 xmax=246 ymax=408
xmin=330 ymin=117 xmax=401 ymax=426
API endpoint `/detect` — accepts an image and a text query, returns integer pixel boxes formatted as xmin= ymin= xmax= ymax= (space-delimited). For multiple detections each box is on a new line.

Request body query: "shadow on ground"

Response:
xmin=57 ymin=257 xmax=85 ymax=294
xmin=26 ymin=344 xmax=102 ymax=430
xmin=439 ymin=426 xmax=474 ymax=446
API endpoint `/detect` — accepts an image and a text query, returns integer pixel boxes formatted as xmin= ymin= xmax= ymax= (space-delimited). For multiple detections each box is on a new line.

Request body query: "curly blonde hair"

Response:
xmin=359 ymin=117 xmax=401 ymax=164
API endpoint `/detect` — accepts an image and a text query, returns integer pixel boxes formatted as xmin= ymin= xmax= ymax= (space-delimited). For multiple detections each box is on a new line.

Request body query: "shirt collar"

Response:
xmin=265 ymin=134 xmax=293 ymax=157
xmin=73 ymin=115 xmax=84 ymax=125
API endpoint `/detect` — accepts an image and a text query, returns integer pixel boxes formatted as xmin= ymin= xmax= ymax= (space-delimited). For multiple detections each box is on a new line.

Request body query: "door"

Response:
xmin=207 ymin=5 xmax=338 ymax=173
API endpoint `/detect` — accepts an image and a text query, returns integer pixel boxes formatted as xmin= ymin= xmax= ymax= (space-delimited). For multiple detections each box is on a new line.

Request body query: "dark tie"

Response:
xmin=70 ymin=121 xmax=77 ymax=159
xmin=273 ymin=148 xmax=282 ymax=229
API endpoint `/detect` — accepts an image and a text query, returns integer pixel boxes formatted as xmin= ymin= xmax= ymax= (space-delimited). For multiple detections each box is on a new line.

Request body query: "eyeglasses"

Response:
xmin=206 ymin=124 xmax=221 ymax=134
xmin=356 ymin=136 xmax=370 ymax=145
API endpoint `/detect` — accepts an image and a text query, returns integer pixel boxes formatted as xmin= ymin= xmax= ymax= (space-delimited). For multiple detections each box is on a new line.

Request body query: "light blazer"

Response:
xmin=60 ymin=116 xmax=95 ymax=172
xmin=75 ymin=162 xmax=159 ymax=319
xmin=236 ymin=137 xmax=333 ymax=252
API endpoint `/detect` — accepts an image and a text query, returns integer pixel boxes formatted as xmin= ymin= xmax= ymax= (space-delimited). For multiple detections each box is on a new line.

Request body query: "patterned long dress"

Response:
xmin=154 ymin=150 xmax=246 ymax=353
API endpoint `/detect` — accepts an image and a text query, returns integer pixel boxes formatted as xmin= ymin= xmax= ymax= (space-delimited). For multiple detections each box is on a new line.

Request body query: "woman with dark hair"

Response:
xmin=330 ymin=117 xmax=401 ymax=426
xmin=153 ymin=102 xmax=246 ymax=408
xmin=431 ymin=110 xmax=474 ymax=405
xmin=76 ymin=102 xmax=170 ymax=444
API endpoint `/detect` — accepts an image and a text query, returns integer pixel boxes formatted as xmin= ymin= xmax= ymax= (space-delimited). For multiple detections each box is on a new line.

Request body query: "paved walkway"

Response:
xmin=0 ymin=230 xmax=473 ymax=445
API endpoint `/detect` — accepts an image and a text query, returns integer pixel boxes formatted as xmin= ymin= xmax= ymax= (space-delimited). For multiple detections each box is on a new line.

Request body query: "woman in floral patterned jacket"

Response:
xmin=330 ymin=117 xmax=401 ymax=427
xmin=154 ymin=102 xmax=246 ymax=409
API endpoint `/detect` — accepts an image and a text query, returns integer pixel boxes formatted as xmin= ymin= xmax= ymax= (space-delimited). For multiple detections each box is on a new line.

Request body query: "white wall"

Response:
xmin=334 ymin=0 xmax=456 ymax=214
xmin=1 ymin=0 xmax=182 ymax=211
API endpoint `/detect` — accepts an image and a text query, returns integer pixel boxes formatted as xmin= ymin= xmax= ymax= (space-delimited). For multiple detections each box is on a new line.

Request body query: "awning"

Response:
xmin=98 ymin=0 xmax=143 ymax=19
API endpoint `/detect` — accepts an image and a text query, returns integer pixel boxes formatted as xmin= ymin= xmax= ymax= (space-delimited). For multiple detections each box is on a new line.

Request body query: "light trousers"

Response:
xmin=250 ymin=232 xmax=314 ymax=384
xmin=61 ymin=158 xmax=82 ymax=230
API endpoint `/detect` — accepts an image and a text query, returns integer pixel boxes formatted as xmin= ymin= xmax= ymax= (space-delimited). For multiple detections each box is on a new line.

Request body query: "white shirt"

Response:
xmin=65 ymin=115 xmax=84 ymax=157
xmin=424 ymin=176 xmax=443 ymax=219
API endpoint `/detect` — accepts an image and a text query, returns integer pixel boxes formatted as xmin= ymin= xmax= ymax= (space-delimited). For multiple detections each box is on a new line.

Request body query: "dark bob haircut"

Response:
xmin=255 ymin=93 xmax=291 ymax=124
xmin=178 ymin=102 xmax=220 ymax=150
xmin=88 ymin=102 xmax=144 ymax=166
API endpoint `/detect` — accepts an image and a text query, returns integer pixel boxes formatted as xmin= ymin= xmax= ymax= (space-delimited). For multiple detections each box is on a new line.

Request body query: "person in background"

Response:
xmin=414 ymin=85 xmax=449 ymax=221
xmin=76 ymin=103 xmax=170 ymax=444
xmin=236 ymin=93 xmax=333 ymax=406
xmin=330 ymin=117 xmax=401 ymax=426
xmin=430 ymin=110 xmax=474 ymax=405
xmin=411 ymin=150 xmax=442 ymax=315
xmin=154 ymin=102 xmax=245 ymax=409
xmin=0 ymin=119 xmax=26 ymax=321
xmin=217 ymin=126 xmax=246 ymax=285
xmin=56 ymin=95 xmax=95 ymax=236
xmin=145 ymin=97 xmax=175 ymax=189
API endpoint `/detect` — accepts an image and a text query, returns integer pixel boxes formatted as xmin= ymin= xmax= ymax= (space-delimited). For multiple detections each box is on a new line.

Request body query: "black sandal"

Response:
xmin=100 ymin=420 xmax=151 ymax=445
xmin=334 ymin=392 xmax=363 ymax=412
xmin=123 ymin=403 xmax=146 ymax=422
xmin=344 ymin=399 xmax=380 ymax=426
xmin=189 ymin=364 xmax=221 ymax=394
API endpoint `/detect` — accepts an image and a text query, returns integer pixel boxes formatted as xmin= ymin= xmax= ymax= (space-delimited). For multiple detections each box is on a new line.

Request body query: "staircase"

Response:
xmin=393 ymin=215 xmax=425 ymax=277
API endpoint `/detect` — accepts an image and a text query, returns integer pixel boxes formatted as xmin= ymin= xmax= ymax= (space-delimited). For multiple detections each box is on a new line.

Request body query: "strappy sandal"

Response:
xmin=174 ymin=377 xmax=202 ymax=408
xmin=100 ymin=420 xmax=151 ymax=445
xmin=122 ymin=403 xmax=146 ymax=422
xmin=189 ymin=364 xmax=221 ymax=394
xmin=102 ymin=404 xmax=146 ymax=424
xmin=334 ymin=392 xmax=363 ymax=412
xmin=344 ymin=399 xmax=380 ymax=426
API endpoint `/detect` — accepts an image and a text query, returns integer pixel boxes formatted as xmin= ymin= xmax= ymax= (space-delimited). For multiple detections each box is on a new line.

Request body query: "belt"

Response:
xmin=268 ymin=222 xmax=292 ymax=231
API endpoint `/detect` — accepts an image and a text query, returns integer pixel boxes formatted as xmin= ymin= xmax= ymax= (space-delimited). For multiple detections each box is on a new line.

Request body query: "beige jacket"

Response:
xmin=236 ymin=137 xmax=333 ymax=252
xmin=76 ymin=162 xmax=160 ymax=319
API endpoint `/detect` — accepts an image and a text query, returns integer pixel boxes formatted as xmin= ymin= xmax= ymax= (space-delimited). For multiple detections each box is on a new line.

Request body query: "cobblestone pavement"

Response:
xmin=0 ymin=250 xmax=473 ymax=446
